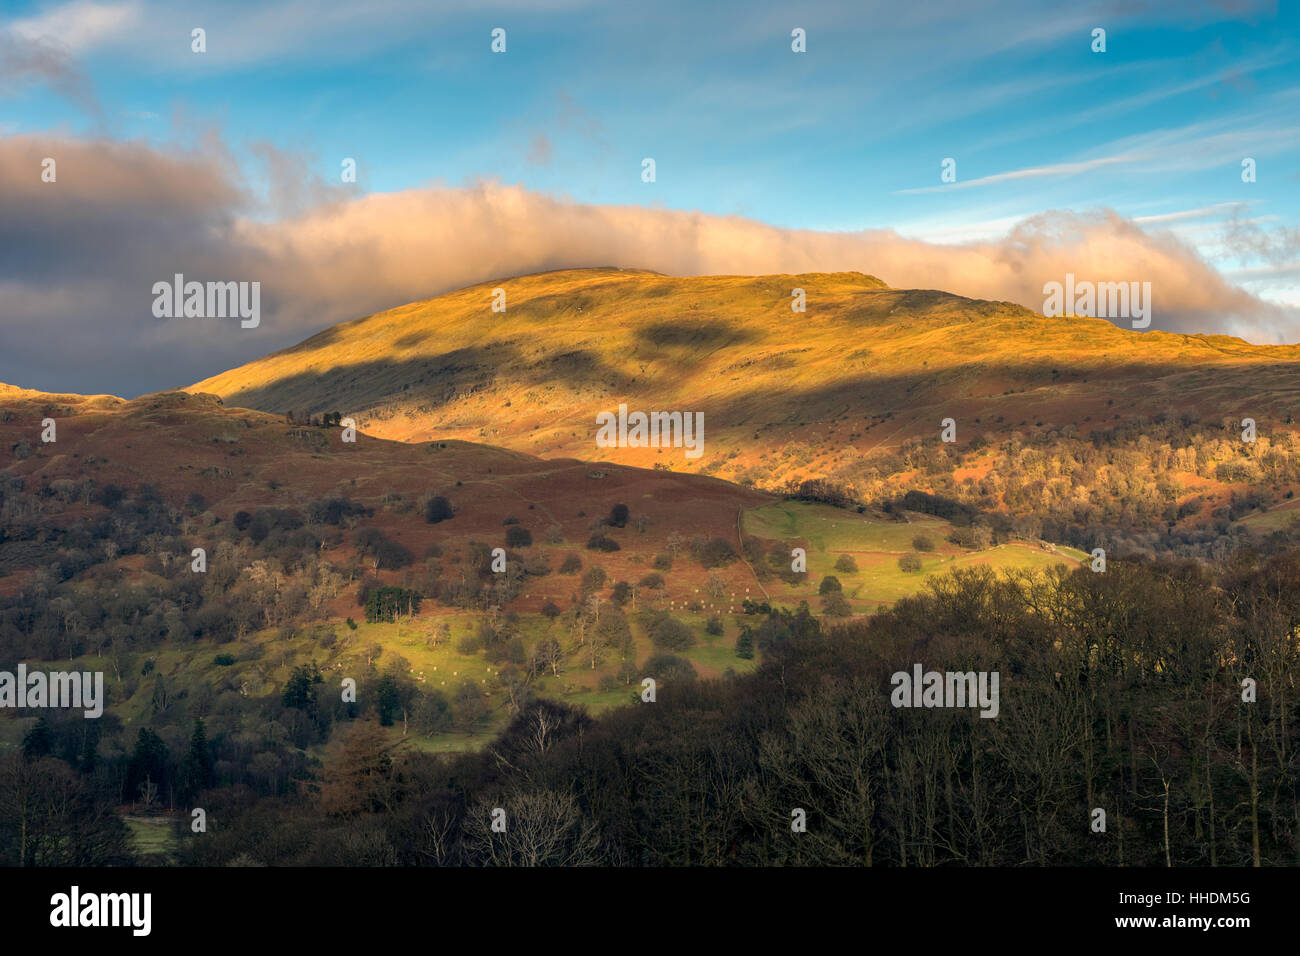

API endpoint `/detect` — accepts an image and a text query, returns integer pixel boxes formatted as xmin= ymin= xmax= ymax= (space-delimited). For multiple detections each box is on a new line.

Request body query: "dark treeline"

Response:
xmin=171 ymin=549 xmax=1299 ymax=867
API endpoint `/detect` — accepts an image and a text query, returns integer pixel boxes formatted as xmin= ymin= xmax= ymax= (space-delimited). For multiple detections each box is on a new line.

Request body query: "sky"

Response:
xmin=1 ymin=0 xmax=1298 ymax=396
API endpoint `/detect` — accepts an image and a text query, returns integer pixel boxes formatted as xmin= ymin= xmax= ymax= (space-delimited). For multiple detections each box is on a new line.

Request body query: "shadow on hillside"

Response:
xmin=636 ymin=319 xmax=762 ymax=349
xmin=213 ymin=345 xmax=1298 ymax=447
xmin=219 ymin=342 xmax=638 ymax=413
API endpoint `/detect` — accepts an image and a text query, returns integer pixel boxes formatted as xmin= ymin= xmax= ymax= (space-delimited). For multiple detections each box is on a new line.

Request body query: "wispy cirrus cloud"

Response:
xmin=9 ymin=0 xmax=141 ymax=53
xmin=0 ymin=32 xmax=100 ymax=119
xmin=1133 ymin=202 xmax=1247 ymax=225
xmin=896 ymin=154 xmax=1145 ymax=195
xmin=0 ymin=0 xmax=140 ymax=122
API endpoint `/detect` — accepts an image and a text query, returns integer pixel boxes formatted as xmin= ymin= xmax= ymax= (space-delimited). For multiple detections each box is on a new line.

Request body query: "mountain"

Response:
xmin=188 ymin=268 xmax=1300 ymax=471
xmin=186 ymin=268 xmax=1300 ymax=549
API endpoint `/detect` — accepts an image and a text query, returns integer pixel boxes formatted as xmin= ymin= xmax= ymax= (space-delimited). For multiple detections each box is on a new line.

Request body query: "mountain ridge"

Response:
xmin=183 ymin=269 xmax=1300 ymax=496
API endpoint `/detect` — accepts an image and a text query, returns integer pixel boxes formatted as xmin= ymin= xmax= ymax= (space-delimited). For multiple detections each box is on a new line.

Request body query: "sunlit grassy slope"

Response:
xmin=188 ymin=268 xmax=1300 ymax=489
xmin=743 ymin=500 xmax=1082 ymax=604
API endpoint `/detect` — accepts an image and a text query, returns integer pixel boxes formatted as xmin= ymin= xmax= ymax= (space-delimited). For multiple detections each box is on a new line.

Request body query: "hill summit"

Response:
xmin=188 ymin=268 xmax=1300 ymax=498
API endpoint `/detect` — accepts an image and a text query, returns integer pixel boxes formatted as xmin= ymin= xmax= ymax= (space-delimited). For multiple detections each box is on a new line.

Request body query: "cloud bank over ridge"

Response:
xmin=2 ymin=134 xmax=1294 ymax=396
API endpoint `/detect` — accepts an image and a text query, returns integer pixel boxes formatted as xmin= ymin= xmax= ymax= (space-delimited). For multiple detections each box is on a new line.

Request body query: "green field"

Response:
xmin=123 ymin=814 xmax=179 ymax=862
xmin=743 ymin=500 xmax=948 ymax=552
xmin=742 ymin=500 xmax=1082 ymax=609
xmin=1236 ymin=497 xmax=1300 ymax=533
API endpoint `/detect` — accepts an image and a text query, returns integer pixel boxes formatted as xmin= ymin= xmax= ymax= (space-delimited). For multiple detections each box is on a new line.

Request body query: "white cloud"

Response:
xmin=8 ymin=0 xmax=141 ymax=53
xmin=895 ymin=154 xmax=1143 ymax=195
xmin=1133 ymin=202 xmax=1247 ymax=225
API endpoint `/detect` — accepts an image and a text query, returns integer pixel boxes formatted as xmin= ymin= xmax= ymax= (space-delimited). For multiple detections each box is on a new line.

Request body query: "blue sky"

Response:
xmin=10 ymin=2 xmax=1297 ymax=229
xmin=1 ymin=0 xmax=1298 ymax=394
